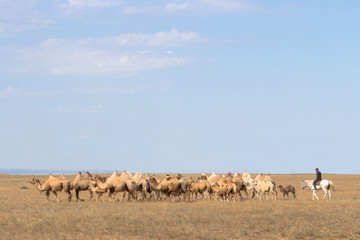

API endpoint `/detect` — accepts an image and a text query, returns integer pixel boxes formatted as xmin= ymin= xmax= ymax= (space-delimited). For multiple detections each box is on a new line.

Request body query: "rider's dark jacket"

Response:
xmin=316 ymin=171 xmax=322 ymax=181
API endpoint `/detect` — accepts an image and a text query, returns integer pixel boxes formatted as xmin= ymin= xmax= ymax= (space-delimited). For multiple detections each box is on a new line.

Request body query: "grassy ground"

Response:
xmin=1 ymin=173 xmax=360 ymax=239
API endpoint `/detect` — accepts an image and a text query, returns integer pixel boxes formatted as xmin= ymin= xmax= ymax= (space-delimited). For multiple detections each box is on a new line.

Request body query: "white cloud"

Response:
xmin=81 ymin=104 xmax=105 ymax=113
xmin=44 ymin=28 xmax=200 ymax=48
xmin=60 ymin=0 xmax=123 ymax=9
xmin=122 ymin=0 xmax=254 ymax=15
xmin=0 ymin=86 xmax=57 ymax=97
xmin=165 ymin=2 xmax=190 ymax=12
xmin=0 ymin=83 xmax=169 ymax=98
xmin=0 ymin=1 xmax=54 ymax=34
xmin=2 ymin=29 xmax=199 ymax=76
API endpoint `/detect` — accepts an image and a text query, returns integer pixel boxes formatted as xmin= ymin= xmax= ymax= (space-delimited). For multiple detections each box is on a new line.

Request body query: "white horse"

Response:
xmin=302 ymin=180 xmax=335 ymax=200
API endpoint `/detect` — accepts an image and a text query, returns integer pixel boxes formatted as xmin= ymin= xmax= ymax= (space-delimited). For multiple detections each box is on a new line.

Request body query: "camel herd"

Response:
xmin=29 ymin=171 xmax=297 ymax=202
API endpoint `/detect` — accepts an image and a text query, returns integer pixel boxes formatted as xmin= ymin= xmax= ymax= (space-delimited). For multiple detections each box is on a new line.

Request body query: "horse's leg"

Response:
xmin=322 ymin=188 xmax=327 ymax=200
xmin=328 ymin=189 xmax=332 ymax=200
xmin=313 ymin=190 xmax=319 ymax=200
xmin=315 ymin=191 xmax=319 ymax=200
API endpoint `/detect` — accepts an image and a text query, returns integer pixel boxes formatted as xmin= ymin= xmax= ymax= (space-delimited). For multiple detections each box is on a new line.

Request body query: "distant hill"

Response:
xmin=0 ymin=168 xmax=114 ymax=175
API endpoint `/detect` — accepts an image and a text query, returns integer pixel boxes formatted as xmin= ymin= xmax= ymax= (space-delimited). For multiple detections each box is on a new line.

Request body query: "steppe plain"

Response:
xmin=1 ymin=173 xmax=360 ymax=240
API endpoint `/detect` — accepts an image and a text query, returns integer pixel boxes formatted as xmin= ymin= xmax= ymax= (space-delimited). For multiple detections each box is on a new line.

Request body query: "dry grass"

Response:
xmin=1 ymin=173 xmax=360 ymax=239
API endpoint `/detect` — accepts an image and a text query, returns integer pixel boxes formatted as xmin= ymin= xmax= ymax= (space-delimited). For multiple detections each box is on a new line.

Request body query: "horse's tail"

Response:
xmin=329 ymin=181 xmax=335 ymax=192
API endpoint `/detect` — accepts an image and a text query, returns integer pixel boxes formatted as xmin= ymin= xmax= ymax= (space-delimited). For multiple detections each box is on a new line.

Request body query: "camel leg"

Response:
xmin=67 ymin=191 xmax=72 ymax=202
xmin=53 ymin=191 xmax=59 ymax=203
xmin=45 ymin=191 xmax=50 ymax=202
xmin=88 ymin=190 xmax=93 ymax=201
xmin=75 ymin=190 xmax=80 ymax=202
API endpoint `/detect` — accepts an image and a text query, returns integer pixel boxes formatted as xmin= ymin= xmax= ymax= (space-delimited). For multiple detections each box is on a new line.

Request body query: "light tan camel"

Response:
xmin=254 ymin=181 xmax=277 ymax=200
xmin=29 ymin=174 xmax=72 ymax=202
xmin=99 ymin=170 xmax=129 ymax=202
xmin=188 ymin=179 xmax=211 ymax=201
xmin=155 ymin=174 xmax=187 ymax=201
xmin=89 ymin=181 xmax=107 ymax=202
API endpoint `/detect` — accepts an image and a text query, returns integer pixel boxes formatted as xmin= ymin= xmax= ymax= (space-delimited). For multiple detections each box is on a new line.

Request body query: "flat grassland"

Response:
xmin=1 ymin=173 xmax=360 ymax=240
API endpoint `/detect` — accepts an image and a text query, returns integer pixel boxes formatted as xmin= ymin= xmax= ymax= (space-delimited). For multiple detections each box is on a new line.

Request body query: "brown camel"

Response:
xmin=211 ymin=180 xmax=235 ymax=201
xmin=29 ymin=174 xmax=72 ymax=202
xmin=278 ymin=185 xmax=296 ymax=199
xmin=155 ymin=174 xmax=187 ymax=201
xmin=71 ymin=172 xmax=93 ymax=202
xmin=188 ymin=179 xmax=211 ymax=201
xmin=232 ymin=172 xmax=248 ymax=199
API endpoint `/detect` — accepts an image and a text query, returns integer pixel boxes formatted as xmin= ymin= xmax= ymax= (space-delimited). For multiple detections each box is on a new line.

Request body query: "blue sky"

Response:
xmin=1 ymin=0 xmax=359 ymax=173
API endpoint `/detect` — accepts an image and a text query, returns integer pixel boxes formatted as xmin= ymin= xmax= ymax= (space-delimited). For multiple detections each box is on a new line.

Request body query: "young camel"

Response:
xmin=30 ymin=174 xmax=72 ymax=202
xmin=278 ymin=185 xmax=296 ymax=199
xmin=88 ymin=181 xmax=108 ymax=202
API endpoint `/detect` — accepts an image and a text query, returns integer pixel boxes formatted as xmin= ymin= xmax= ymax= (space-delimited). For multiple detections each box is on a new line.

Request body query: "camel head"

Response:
xmin=177 ymin=174 xmax=182 ymax=180
xmin=29 ymin=178 xmax=40 ymax=185
xmin=92 ymin=175 xmax=106 ymax=182
xmin=148 ymin=176 xmax=159 ymax=184
xmin=89 ymin=181 xmax=97 ymax=188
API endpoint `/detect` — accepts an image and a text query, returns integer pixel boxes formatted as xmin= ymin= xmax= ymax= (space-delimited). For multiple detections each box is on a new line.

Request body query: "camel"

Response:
xmin=147 ymin=175 xmax=159 ymax=200
xmin=155 ymin=174 xmax=187 ymax=201
xmin=253 ymin=181 xmax=277 ymax=200
xmin=211 ymin=180 xmax=236 ymax=201
xmin=130 ymin=172 xmax=151 ymax=201
xmin=29 ymin=174 xmax=72 ymax=202
xmin=278 ymin=185 xmax=296 ymax=199
xmin=232 ymin=172 xmax=248 ymax=199
xmin=187 ymin=179 xmax=211 ymax=201
xmin=242 ymin=171 xmax=255 ymax=190
xmin=88 ymin=181 xmax=107 ymax=202
xmin=99 ymin=170 xmax=129 ymax=202
xmin=71 ymin=172 xmax=93 ymax=202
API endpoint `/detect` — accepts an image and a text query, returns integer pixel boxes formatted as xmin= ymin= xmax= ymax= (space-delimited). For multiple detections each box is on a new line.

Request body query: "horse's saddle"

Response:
xmin=315 ymin=180 xmax=321 ymax=186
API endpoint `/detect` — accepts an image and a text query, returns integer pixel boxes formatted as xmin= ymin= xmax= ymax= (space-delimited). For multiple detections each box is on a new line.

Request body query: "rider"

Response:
xmin=313 ymin=168 xmax=322 ymax=189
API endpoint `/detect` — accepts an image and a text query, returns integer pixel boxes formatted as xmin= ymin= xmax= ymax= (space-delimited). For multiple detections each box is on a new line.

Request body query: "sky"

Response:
xmin=1 ymin=0 xmax=360 ymax=174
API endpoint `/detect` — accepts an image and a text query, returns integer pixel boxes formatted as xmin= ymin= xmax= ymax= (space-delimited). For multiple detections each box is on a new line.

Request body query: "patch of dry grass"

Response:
xmin=1 ymin=174 xmax=360 ymax=239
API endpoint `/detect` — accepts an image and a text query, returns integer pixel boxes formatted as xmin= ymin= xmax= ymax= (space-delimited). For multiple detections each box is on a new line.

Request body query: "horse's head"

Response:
xmin=301 ymin=180 xmax=306 ymax=190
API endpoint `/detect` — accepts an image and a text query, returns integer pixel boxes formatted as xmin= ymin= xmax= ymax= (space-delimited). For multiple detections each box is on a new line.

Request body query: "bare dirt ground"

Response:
xmin=1 ymin=173 xmax=360 ymax=239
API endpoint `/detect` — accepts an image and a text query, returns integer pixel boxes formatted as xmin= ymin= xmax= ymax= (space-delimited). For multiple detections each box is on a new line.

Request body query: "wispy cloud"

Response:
xmin=81 ymin=104 xmax=105 ymax=113
xmin=1 ymin=29 xmax=200 ymax=76
xmin=60 ymin=0 xmax=123 ymax=9
xmin=122 ymin=0 xmax=255 ymax=15
xmin=0 ymin=1 xmax=54 ymax=35
xmin=43 ymin=28 xmax=200 ymax=48
xmin=0 ymin=83 xmax=169 ymax=98
xmin=0 ymin=86 xmax=57 ymax=98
